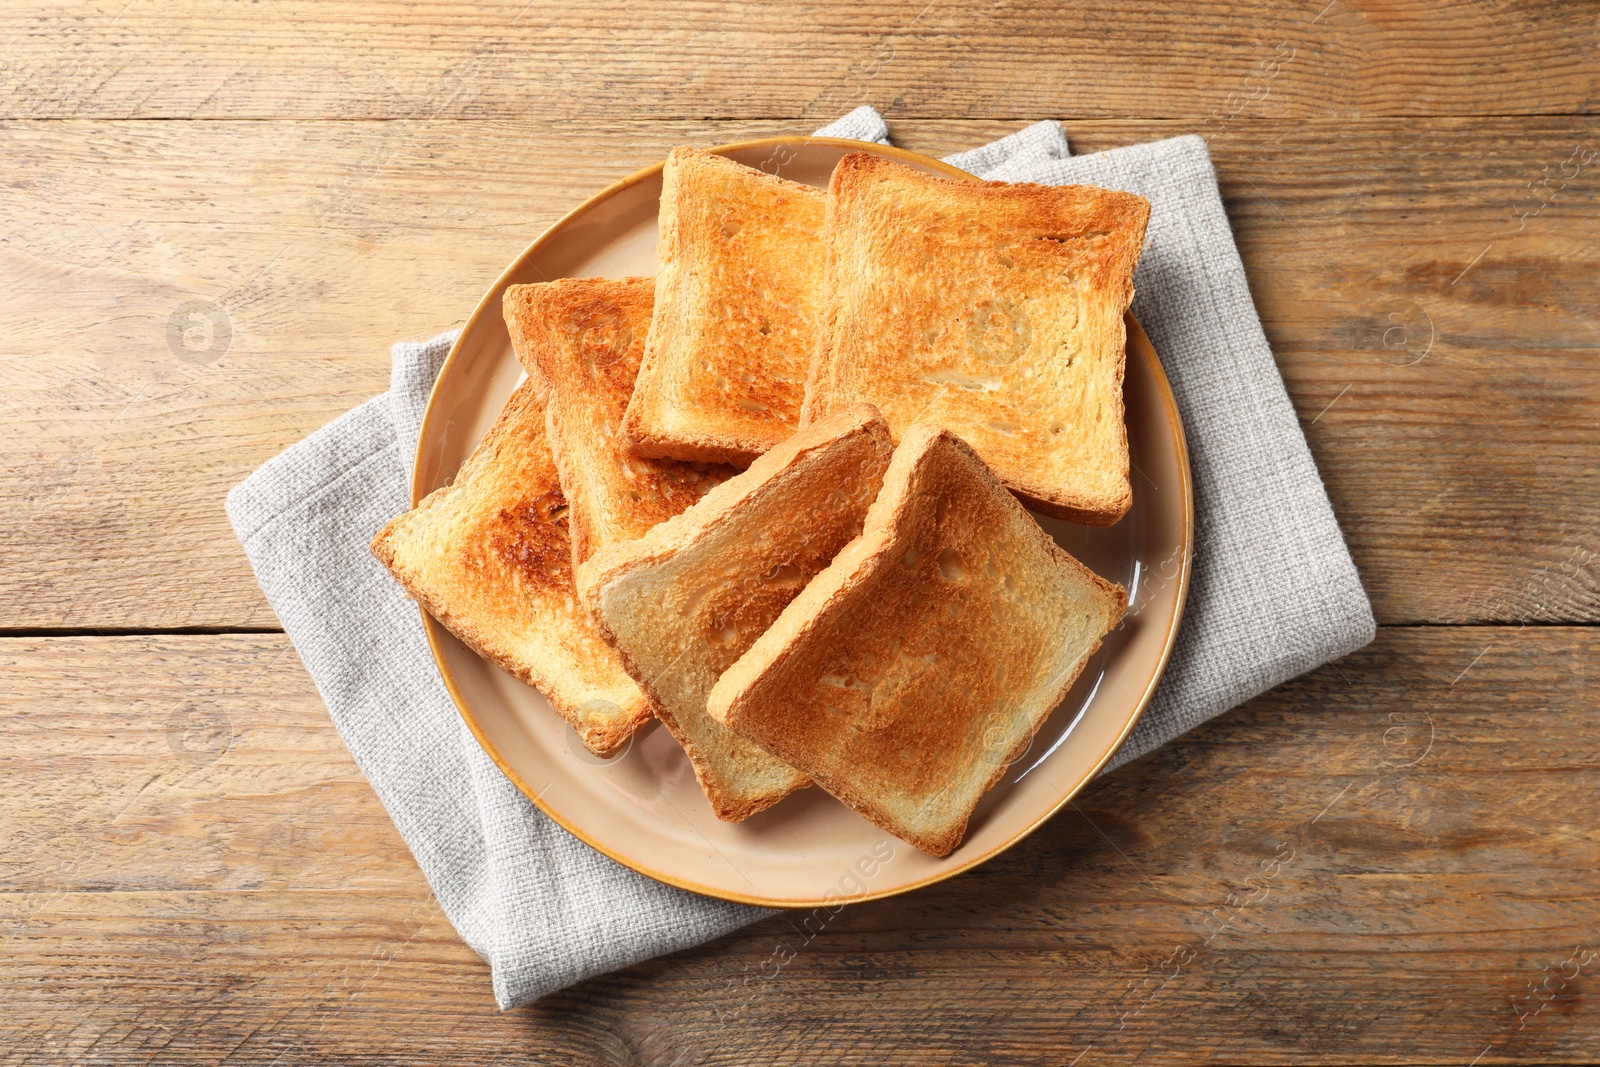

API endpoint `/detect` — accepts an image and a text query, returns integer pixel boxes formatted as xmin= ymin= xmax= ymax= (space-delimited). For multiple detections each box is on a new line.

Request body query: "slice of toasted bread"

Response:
xmin=621 ymin=146 xmax=826 ymax=466
xmin=579 ymin=404 xmax=894 ymax=821
xmin=707 ymin=423 xmax=1128 ymax=855
xmin=371 ymin=380 xmax=651 ymax=757
xmin=503 ymin=277 xmax=735 ymax=574
xmin=802 ymin=152 xmax=1151 ymax=526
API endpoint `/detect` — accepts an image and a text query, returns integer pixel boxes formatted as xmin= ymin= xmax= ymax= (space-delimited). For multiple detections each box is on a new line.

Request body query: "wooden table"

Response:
xmin=4 ymin=2 xmax=1597 ymax=1062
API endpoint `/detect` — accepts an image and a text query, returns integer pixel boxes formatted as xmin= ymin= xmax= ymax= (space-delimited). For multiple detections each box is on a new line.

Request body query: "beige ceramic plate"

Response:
xmin=414 ymin=137 xmax=1192 ymax=908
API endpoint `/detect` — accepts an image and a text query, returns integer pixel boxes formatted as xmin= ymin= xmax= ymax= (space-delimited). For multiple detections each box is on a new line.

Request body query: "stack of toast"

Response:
xmin=374 ymin=146 xmax=1148 ymax=857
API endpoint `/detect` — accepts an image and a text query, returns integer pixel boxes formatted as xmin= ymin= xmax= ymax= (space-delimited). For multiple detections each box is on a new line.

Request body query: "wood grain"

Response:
xmin=6 ymin=2 xmax=1599 ymax=1059
xmin=2 ymin=628 xmax=1595 ymax=1064
xmin=3 ymin=117 xmax=1596 ymax=631
xmin=2 ymin=0 xmax=1597 ymax=121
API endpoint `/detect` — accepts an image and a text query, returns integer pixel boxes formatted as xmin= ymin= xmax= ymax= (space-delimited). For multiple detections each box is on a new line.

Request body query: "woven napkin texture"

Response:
xmin=226 ymin=106 xmax=1373 ymax=1008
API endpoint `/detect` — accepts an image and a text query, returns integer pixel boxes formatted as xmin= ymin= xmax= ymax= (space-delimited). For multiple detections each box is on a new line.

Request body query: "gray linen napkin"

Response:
xmin=226 ymin=106 xmax=1373 ymax=1009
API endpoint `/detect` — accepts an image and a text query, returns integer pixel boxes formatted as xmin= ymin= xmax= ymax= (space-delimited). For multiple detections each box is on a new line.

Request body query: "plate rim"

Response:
xmin=413 ymin=135 xmax=1194 ymax=908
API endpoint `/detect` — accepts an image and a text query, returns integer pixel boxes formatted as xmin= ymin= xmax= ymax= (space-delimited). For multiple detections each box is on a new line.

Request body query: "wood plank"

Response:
xmin=3 ymin=0 xmax=1596 ymax=121
xmin=0 ymin=635 xmax=416 ymax=895
xmin=3 ymin=117 xmax=1596 ymax=629
xmin=2 ymin=628 xmax=1597 ymax=1062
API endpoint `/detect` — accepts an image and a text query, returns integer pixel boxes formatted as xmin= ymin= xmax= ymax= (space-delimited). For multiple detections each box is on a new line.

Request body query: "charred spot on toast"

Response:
xmin=485 ymin=488 xmax=573 ymax=588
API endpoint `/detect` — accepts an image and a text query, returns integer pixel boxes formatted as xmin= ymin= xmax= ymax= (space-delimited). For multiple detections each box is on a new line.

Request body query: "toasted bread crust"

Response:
xmin=370 ymin=380 xmax=652 ymax=757
xmin=622 ymin=147 xmax=827 ymax=466
xmin=803 ymin=152 xmax=1150 ymax=526
xmin=503 ymin=277 xmax=734 ymax=576
xmin=708 ymin=423 xmax=1128 ymax=855
xmin=580 ymin=405 xmax=895 ymax=821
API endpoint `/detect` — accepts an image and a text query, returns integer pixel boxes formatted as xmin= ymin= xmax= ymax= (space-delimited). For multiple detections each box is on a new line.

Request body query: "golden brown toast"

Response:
xmin=802 ymin=152 xmax=1151 ymax=526
xmin=370 ymin=380 xmax=651 ymax=757
xmin=622 ymin=147 xmax=826 ymax=466
xmin=707 ymin=423 xmax=1128 ymax=855
xmin=503 ymin=277 xmax=734 ymax=574
xmin=578 ymin=405 xmax=894 ymax=821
